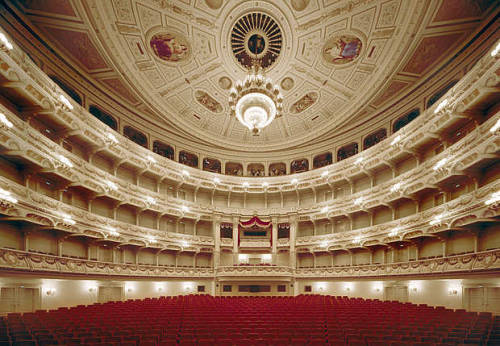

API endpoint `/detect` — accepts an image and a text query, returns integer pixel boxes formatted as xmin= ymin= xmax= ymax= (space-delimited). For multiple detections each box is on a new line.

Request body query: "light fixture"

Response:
xmin=354 ymin=157 xmax=363 ymax=165
xmin=146 ymin=155 xmax=156 ymax=164
xmin=491 ymin=41 xmax=500 ymax=57
xmin=390 ymin=182 xmax=402 ymax=193
xmin=490 ymin=118 xmax=500 ymax=133
xmin=389 ymin=227 xmax=400 ymax=237
xmin=0 ymin=187 xmax=17 ymax=204
xmin=434 ymin=99 xmax=448 ymax=114
xmin=213 ymin=177 xmax=221 ymax=184
xmin=354 ymin=197 xmax=364 ymax=205
xmin=181 ymin=205 xmax=190 ymax=212
xmin=242 ymin=181 xmax=249 ymax=188
xmin=352 ymin=236 xmax=361 ymax=244
xmin=60 ymin=213 xmax=76 ymax=225
xmin=433 ymin=158 xmax=447 ymax=171
xmin=105 ymin=180 xmax=118 ymax=191
xmin=106 ymin=227 xmax=119 ymax=237
xmin=146 ymin=196 xmax=156 ymax=205
xmin=320 ymin=241 xmax=329 ymax=248
xmin=58 ymin=94 xmax=74 ymax=110
xmin=146 ymin=235 xmax=157 ymax=243
xmin=106 ymin=133 xmax=118 ymax=144
xmin=0 ymin=113 xmax=13 ymax=128
xmin=321 ymin=170 xmax=329 ymax=177
xmin=262 ymin=181 xmax=269 ymax=187
xmin=429 ymin=214 xmax=443 ymax=226
xmin=88 ymin=286 xmax=97 ymax=293
xmin=182 ymin=169 xmax=190 ymax=177
xmin=321 ymin=206 xmax=329 ymax=213
xmin=229 ymin=62 xmax=283 ymax=136
xmin=45 ymin=288 xmax=56 ymax=296
xmin=485 ymin=191 xmax=500 ymax=205
xmin=262 ymin=254 xmax=272 ymax=261
xmin=181 ymin=240 xmax=189 ymax=247
xmin=390 ymin=134 xmax=401 ymax=146
xmin=291 ymin=178 xmax=298 ymax=184
xmin=57 ymin=154 xmax=73 ymax=168
xmin=0 ymin=32 xmax=13 ymax=50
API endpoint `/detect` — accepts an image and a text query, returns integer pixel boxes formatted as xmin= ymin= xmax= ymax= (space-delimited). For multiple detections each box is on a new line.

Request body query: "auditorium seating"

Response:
xmin=0 ymin=295 xmax=496 ymax=345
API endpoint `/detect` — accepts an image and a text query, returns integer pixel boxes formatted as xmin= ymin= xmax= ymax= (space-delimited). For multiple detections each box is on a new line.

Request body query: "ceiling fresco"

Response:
xmin=14 ymin=0 xmax=497 ymax=152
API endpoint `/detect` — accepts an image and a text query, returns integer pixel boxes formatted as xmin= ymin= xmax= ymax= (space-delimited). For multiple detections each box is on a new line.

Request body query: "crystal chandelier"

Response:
xmin=229 ymin=62 xmax=283 ymax=136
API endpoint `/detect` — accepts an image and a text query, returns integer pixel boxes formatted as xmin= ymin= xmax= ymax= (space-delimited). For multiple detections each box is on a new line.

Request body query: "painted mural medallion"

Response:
xmin=322 ymin=35 xmax=362 ymax=65
xmin=149 ymin=31 xmax=190 ymax=63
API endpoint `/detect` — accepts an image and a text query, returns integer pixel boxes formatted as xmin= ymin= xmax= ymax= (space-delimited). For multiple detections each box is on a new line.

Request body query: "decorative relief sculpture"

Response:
xmin=322 ymin=35 xmax=362 ymax=65
xmin=280 ymin=77 xmax=294 ymax=91
xmin=149 ymin=31 xmax=190 ymax=63
xmin=290 ymin=92 xmax=318 ymax=114
xmin=218 ymin=76 xmax=232 ymax=90
xmin=195 ymin=90 xmax=223 ymax=113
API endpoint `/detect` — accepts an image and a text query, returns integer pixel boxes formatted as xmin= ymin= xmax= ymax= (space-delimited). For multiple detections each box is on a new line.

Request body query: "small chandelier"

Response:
xmin=229 ymin=62 xmax=283 ymax=136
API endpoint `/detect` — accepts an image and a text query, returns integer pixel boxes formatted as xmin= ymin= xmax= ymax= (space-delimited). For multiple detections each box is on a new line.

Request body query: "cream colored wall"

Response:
xmin=296 ymin=277 xmax=500 ymax=313
xmin=0 ymin=275 xmax=214 ymax=312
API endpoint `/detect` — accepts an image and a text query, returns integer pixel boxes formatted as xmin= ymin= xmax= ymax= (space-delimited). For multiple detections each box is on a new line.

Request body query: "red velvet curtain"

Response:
xmin=238 ymin=216 xmax=272 ymax=246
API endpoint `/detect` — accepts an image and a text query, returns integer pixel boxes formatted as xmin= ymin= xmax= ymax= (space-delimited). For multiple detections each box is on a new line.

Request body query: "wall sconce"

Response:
xmin=410 ymin=286 xmax=418 ymax=292
xmin=45 ymin=288 xmax=56 ymax=296
xmin=157 ymin=287 xmax=163 ymax=292
xmin=88 ymin=287 xmax=97 ymax=293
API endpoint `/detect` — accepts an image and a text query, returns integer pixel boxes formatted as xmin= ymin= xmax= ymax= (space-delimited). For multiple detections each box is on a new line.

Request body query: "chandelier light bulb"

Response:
xmin=230 ymin=62 xmax=283 ymax=135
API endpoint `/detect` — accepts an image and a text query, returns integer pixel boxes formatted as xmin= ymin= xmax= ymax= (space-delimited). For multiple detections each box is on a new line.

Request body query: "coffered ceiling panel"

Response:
xmin=14 ymin=0 xmax=497 ymax=153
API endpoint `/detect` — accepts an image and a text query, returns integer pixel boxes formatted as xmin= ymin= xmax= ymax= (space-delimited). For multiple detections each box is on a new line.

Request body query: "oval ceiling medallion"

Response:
xmin=205 ymin=0 xmax=223 ymax=10
xmin=280 ymin=77 xmax=294 ymax=91
xmin=218 ymin=76 xmax=232 ymax=90
xmin=290 ymin=92 xmax=318 ymax=114
xmin=322 ymin=35 xmax=362 ymax=65
xmin=231 ymin=12 xmax=282 ymax=69
xmin=291 ymin=0 xmax=310 ymax=11
xmin=149 ymin=30 xmax=191 ymax=63
xmin=195 ymin=90 xmax=223 ymax=113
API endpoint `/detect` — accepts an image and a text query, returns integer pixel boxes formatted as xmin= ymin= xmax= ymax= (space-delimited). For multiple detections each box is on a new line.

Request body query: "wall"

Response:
xmin=0 ymin=275 xmax=214 ymax=313
xmin=296 ymin=277 xmax=500 ymax=313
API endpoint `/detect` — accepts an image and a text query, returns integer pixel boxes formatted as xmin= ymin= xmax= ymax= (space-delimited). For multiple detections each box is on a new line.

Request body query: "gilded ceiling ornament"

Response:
xmin=231 ymin=12 xmax=282 ymax=70
xmin=290 ymin=92 xmax=318 ymax=114
xmin=195 ymin=90 xmax=223 ymax=113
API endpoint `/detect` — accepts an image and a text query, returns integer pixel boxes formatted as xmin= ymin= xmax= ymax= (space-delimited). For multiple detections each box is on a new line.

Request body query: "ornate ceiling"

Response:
xmin=12 ymin=0 xmax=496 ymax=153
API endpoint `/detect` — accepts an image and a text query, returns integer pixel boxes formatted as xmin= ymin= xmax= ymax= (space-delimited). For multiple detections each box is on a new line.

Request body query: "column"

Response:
xmin=232 ymin=217 xmax=238 ymax=264
xmin=57 ymin=237 xmax=64 ymax=257
xmin=473 ymin=232 xmax=479 ymax=253
xmin=289 ymin=216 xmax=297 ymax=269
xmin=213 ymin=216 xmax=221 ymax=268
xmin=271 ymin=217 xmax=278 ymax=264
xmin=23 ymin=231 xmax=30 ymax=252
